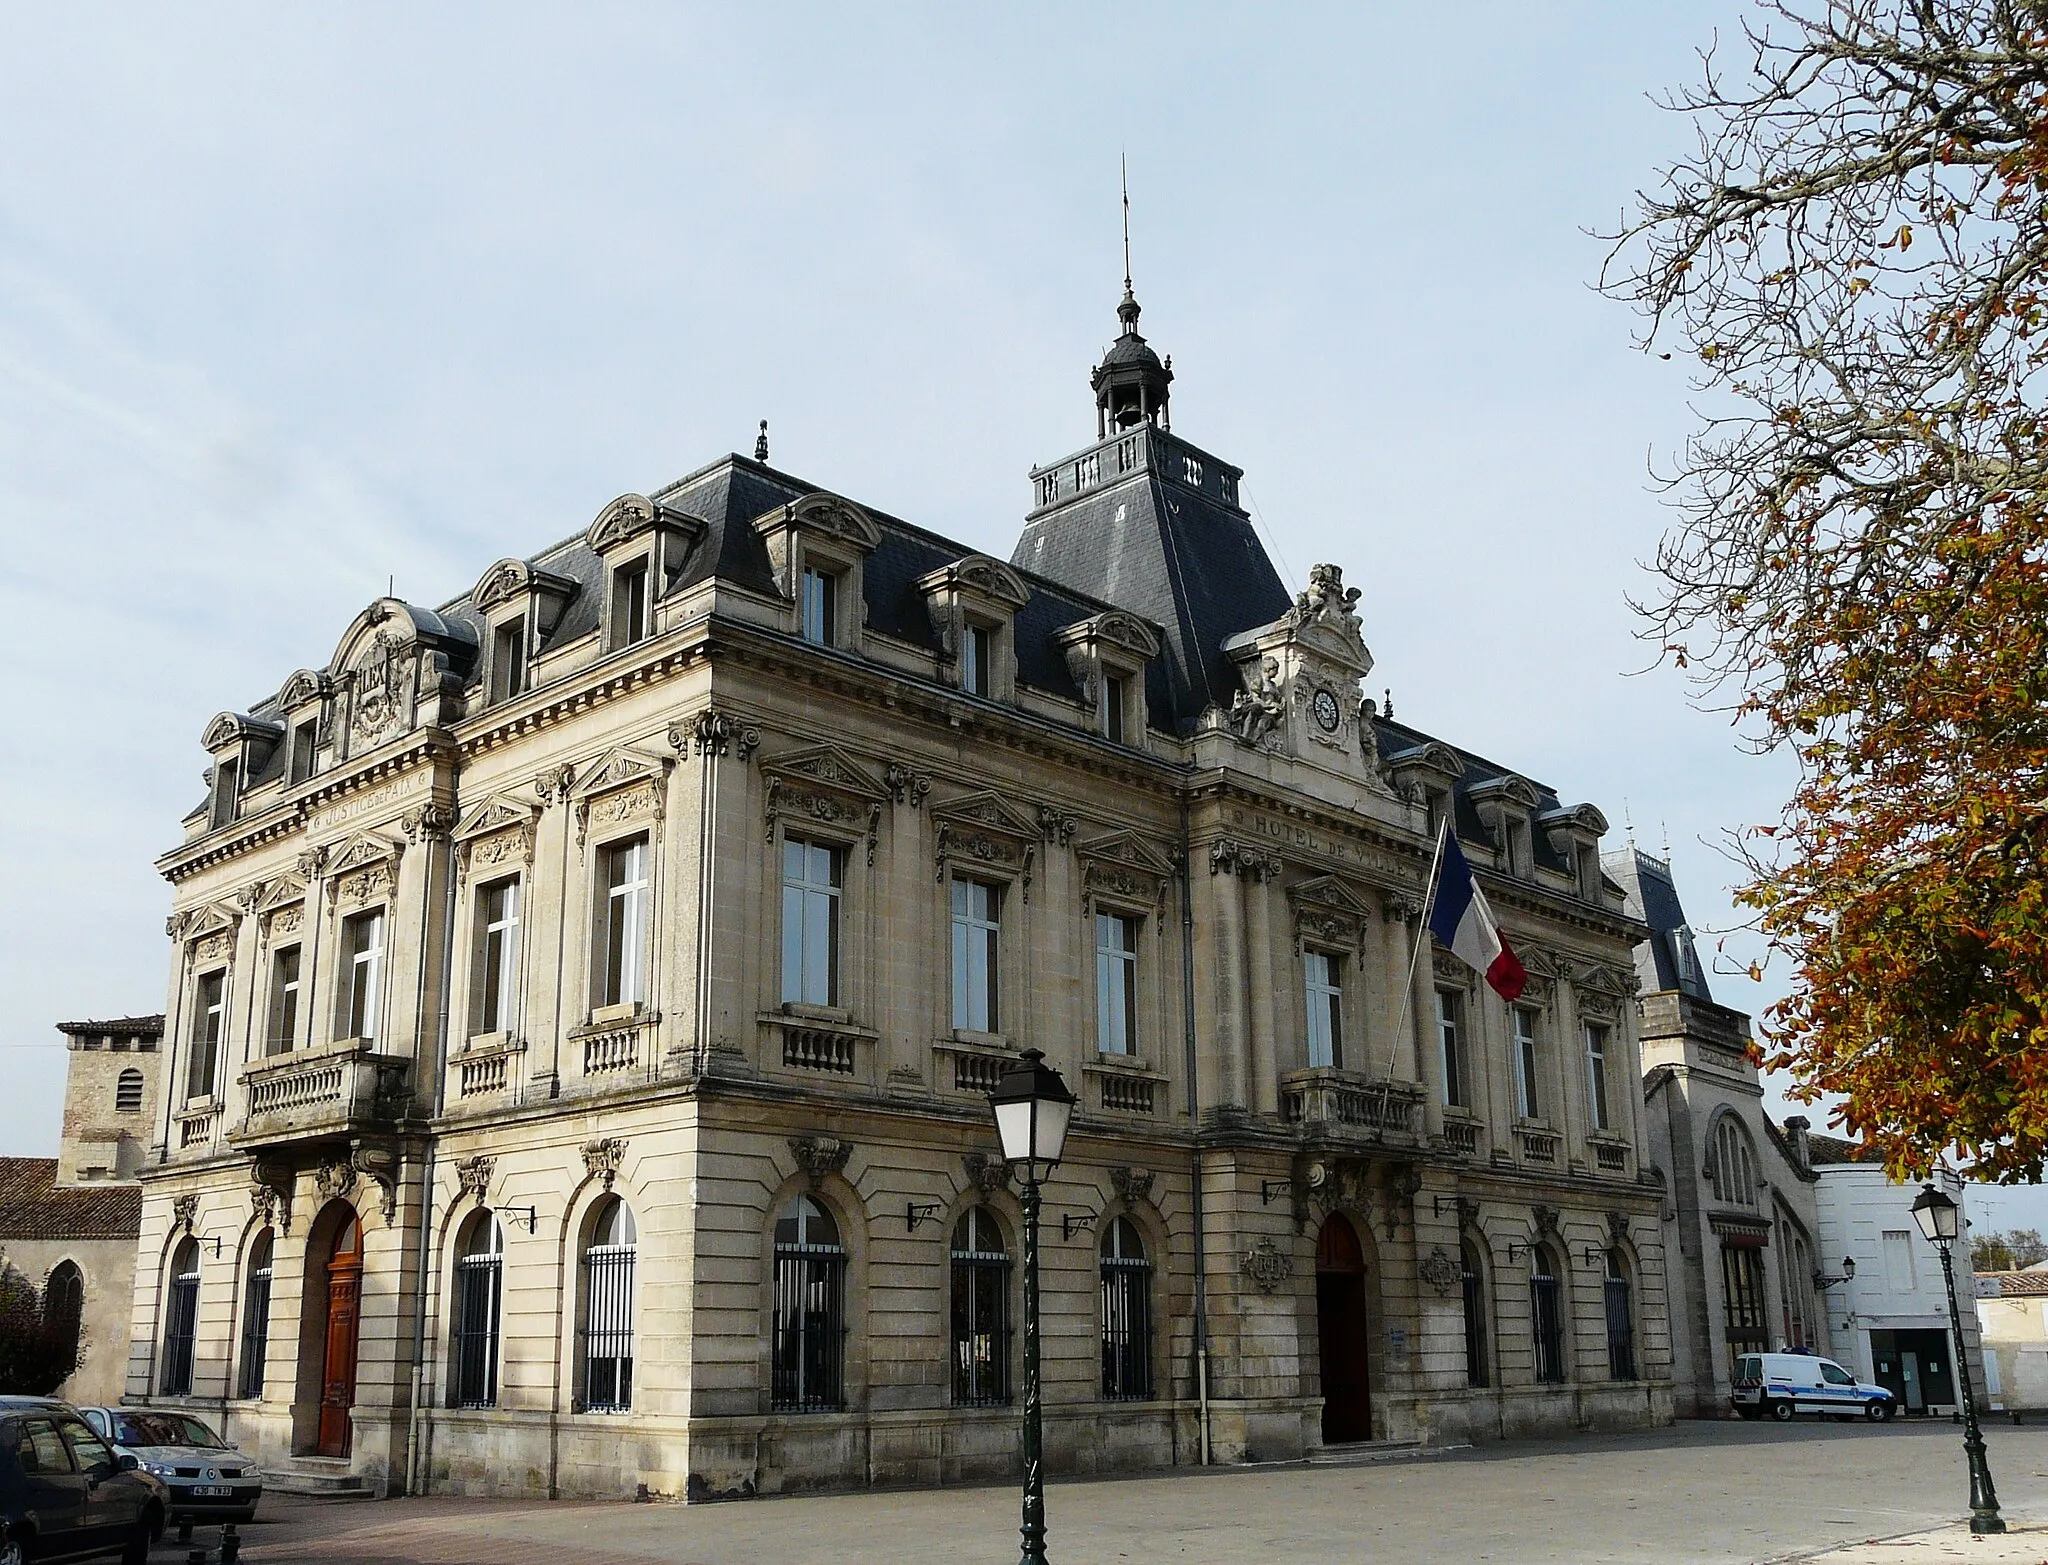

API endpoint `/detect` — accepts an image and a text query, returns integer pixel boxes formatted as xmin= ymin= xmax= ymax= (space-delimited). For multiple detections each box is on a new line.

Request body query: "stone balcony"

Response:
xmin=231 ymin=1036 xmax=411 ymax=1149
xmin=1280 ymin=1069 xmax=1423 ymax=1142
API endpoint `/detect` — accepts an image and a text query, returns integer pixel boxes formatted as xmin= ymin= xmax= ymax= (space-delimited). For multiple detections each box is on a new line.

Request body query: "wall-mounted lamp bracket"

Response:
xmin=906 ymin=1200 xmax=943 ymax=1233
xmin=495 ymin=1204 xmax=539 ymax=1234
xmin=1260 ymin=1179 xmax=1293 ymax=1206
xmin=1062 ymin=1211 xmax=1099 ymax=1241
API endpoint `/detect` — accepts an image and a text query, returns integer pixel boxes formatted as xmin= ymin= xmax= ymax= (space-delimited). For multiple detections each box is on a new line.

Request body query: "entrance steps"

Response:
xmin=1305 ymin=1439 xmax=1428 ymax=1468
xmin=263 ymin=1457 xmax=374 ymax=1498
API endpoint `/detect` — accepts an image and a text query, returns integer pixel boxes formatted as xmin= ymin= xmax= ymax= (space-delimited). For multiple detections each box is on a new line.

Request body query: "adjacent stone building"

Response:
xmin=1610 ymin=850 xmax=1831 ymax=1417
xmin=131 ymin=283 xmax=1673 ymax=1500
xmin=0 ymin=1015 xmax=160 ymax=1405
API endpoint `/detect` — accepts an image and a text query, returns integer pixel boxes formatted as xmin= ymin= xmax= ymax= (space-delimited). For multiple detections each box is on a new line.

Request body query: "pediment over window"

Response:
xmin=571 ymin=747 xmax=671 ymax=844
xmin=1385 ymin=741 xmax=1465 ymax=784
xmin=453 ymin=795 xmax=541 ymax=881
xmin=1468 ymin=775 xmax=1543 ymax=812
xmin=932 ymin=790 xmax=1041 ymax=892
xmin=202 ymin=711 xmax=283 ymax=755
xmin=1541 ymin=802 xmax=1608 ymax=837
xmin=472 ymin=557 xmax=578 ymax=637
xmin=1055 ymin=608 xmax=1162 ymax=665
xmin=759 ymin=744 xmax=889 ymax=802
xmin=169 ymin=901 xmax=241 ymax=946
xmin=753 ymin=491 xmax=884 ymax=552
xmin=255 ymin=874 xmax=308 ymax=913
xmin=277 ymin=670 xmax=332 ymax=714
xmin=326 ymin=831 xmax=404 ymax=878
xmin=585 ymin=493 xmax=708 ymax=555
xmin=1076 ymin=829 xmax=1176 ymax=911
xmin=1287 ymin=874 xmax=1375 ymax=948
xmin=916 ymin=554 xmax=1031 ymax=613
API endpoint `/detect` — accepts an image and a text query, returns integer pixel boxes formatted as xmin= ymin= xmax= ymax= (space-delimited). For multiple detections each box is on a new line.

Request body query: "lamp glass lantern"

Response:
xmin=990 ymin=1047 xmax=1076 ymax=1181
xmin=1912 ymin=1183 xmax=1961 ymax=1245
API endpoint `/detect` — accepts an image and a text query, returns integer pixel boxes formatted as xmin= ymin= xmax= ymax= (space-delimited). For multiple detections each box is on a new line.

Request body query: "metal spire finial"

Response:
xmin=1121 ymin=152 xmax=1132 ymax=296
xmin=755 ymin=419 xmax=769 ymax=463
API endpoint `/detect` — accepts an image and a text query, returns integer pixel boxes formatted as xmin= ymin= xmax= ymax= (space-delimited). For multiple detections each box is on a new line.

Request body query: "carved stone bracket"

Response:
xmin=1209 ymin=838 xmax=1280 ymax=879
xmin=789 ymin=1136 xmax=853 ymax=1189
xmin=1241 ymin=1237 xmax=1294 ymax=1294
xmin=1533 ymin=1203 xmax=1563 ymax=1240
xmin=884 ymin=762 xmax=931 ymax=808
xmin=1037 ymin=804 xmax=1079 ymax=845
xmin=455 ymin=1155 xmax=496 ymax=1208
xmin=249 ymin=1159 xmax=295 ymax=1234
xmin=533 ymin=764 xmax=577 ymax=807
xmin=1110 ymin=1166 xmax=1155 ymax=1205
xmin=1418 ymin=1244 xmax=1461 ymax=1296
xmin=962 ymin=1152 xmax=1012 ymax=1195
xmin=675 ymin=710 xmax=762 ymax=762
xmin=401 ymin=802 xmax=456 ymax=844
xmin=170 ymin=1194 xmax=199 ymax=1233
xmin=1606 ymin=1210 xmax=1632 ymax=1246
xmin=313 ymin=1158 xmax=356 ymax=1204
xmin=352 ymin=1146 xmax=399 ymax=1223
xmin=582 ymin=1138 xmax=626 ymax=1192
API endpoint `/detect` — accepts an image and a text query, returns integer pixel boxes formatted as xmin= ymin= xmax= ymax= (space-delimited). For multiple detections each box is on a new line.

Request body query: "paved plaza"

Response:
xmin=135 ymin=1420 xmax=2048 ymax=1564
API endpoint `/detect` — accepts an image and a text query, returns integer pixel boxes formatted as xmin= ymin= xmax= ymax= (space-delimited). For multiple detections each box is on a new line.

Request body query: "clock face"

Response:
xmin=1312 ymin=688 xmax=1342 ymax=733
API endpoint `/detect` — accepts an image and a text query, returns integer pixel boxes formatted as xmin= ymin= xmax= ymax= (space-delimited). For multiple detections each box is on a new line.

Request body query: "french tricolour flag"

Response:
xmin=1427 ymin=826 xmax=1528 ymax=1002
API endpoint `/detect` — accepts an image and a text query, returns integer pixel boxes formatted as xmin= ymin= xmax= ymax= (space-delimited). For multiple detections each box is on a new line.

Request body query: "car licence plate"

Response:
xmin=190 ymin=1485 xmax=234 ymax=1498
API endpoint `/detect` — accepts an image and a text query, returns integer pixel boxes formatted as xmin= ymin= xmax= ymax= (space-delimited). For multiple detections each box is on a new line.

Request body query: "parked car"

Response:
xmin=1732 ymin=1352 xmax=1898 ymax=1422
xmin=0 ymin=1396 xmax=165 ymax=1565
xmin=71 ymin=1410 xmax=261 ymax=1526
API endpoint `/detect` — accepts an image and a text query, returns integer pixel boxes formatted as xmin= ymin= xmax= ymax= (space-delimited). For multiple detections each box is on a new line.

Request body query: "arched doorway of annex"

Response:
xmin=1315 ymin=1210 xmax=1377 ymax=1444
xmin=291 ymin=1199 xmax=364 ymax=1459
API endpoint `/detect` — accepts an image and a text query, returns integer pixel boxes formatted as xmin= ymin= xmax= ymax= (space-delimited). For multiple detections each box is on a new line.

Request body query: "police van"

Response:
xmin=1732 ymin=1352 xmax=1898 ymax=1421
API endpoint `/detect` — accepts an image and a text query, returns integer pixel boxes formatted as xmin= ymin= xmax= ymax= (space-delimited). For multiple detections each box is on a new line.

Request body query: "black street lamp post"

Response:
xmin=1911 ymin=1182 xmax=2004 ymax=1536
xmin=989 ymin=1047 xmax=1077 ymax=1565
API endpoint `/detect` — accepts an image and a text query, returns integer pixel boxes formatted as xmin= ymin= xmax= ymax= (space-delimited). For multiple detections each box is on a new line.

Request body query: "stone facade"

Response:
xmin=129 ymin=289 xmax=1673 ymax=1500
xmin=1610 ymin=850 xmax=1832 ymax=1417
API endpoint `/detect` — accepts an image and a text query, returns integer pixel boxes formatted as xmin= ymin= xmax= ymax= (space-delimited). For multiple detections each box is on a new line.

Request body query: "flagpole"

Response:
xmin=1385 ymin=814 xmax=1451 ymax=1082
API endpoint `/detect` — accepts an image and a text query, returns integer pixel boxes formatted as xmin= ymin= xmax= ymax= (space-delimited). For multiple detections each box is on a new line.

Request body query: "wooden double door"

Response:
xmin=1316 ymin=1214 xmax=1373 ymax=1444
xmin=317 ymin=1215 xmax=363 ymax=1458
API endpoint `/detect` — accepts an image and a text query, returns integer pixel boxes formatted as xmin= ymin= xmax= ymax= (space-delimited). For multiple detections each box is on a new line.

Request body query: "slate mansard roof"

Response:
xmin=1603 ymin=847 xmax=1716 ymax=1002
xmin=195 ymin=295 xmax=1614 ymax=882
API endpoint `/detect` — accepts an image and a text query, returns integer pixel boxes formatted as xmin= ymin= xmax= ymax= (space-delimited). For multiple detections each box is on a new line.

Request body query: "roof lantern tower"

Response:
xmin=1091 ymin=167 xmax=1173 ymax=438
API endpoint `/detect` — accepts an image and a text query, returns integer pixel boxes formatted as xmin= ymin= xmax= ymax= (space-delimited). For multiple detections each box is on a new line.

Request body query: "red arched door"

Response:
xmin=317 ymin=1214 xmax=362 ymax=1457
xmin=1316 ymin=1213 xmax=1372 ymax=1443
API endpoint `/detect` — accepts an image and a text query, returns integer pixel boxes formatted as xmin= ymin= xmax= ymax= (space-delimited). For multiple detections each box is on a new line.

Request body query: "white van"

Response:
xmin=1732 ymin=1352 xmax=1897 ymax=1422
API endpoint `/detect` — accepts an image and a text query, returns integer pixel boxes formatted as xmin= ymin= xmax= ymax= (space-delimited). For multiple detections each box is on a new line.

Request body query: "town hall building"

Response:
xmin=130 ymin=279 xmax=1673 ymax=1499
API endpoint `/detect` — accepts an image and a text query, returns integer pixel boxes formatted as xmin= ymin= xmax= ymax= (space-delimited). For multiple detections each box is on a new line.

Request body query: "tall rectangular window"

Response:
xmin=210 ymin=757 xmax=239 ymax=829
xmin=491 ymin=616 xmax=527 ymax=701
xmin=266 ymin=946 xmax=301 ymax=1056
xmin=340 ymin=909 xmax=385 ymax=1042
xmin=474 ymin=878 xmax=520 ymax=1035
xmin=1305 ymin=950 xmax=1344 ymax=1069
xmin=1530 ymin=1259 xmax=1566 ymax=1384
xmin=1101 ymin=674 xmax=1127 ymax=742
xmin=1585 ymin=1021 xmax=1612 ymax=1131
xmin=1512 ymin=1008 xmax=1540 ymax=1119
xmin=289 ymin=720 xmax=318 ymax=785
xmin=799 ymin=565 xmax=837 ymax=646
xmin=611 ymin=560 xmax=649 ymax=649
xmin=962 ymin=623 xmax=991 ymax=697
xmin=188 ymin=971 xmax=226 ymax=1099
xmin=1095 ymin=912 xmax=1139 ymax=1055
xmin=780 ymin=839 xmax=842 ymax=1008
xmin=1722 ymin=1243 xmax=1770 ymax=1367
xmin=951 ymin=877 xmax=1000 ymax=1033
xmin=601 ymin=837 xmax=650 ymax=1008
xmin=1436 ymin=989 xmax=1466 ymax=1108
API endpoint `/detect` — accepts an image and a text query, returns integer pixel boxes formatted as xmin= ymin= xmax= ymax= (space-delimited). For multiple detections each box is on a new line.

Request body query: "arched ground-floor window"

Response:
xmin=161 ymin=1240 xmax=200 ymax=1396
xmin=239 ymin=1231 xmax=274 ymax=1399
xmin=580 ymin=1198 xmax=637 ymax=1412
xmin=1100 ymin=1216 xmax=1153 ymax=1401
xmin=1530 ymin=1245 xmax=1566 ymax=1385
xmin=453 ymin=1213 xmax=504 ymax=1410
xmin=771 ymin=1194 xmax=846 ymax=1411
xmin=1605 ymin=1249 xmax=1637 ymax=1380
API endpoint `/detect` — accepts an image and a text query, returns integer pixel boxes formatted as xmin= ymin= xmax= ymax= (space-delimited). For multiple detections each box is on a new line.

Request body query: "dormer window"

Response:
xmin=610 ymin=559 xmax=650 ymax=650
xmin=753 ymin=492 xmax=882 ymax=656
xmin=289 ymin=720 xmax=318 ymax=786
xmin=918 ymin=554 xmax=1031 ymax=702
xmin=490 ymin=616 xmax=528 ymax=701
xmin=210 ymin=758 xmax=240 ymax=829
xmin=963 ymin=623 xmax=992 ymax=697
xmin=584 ymin=492 xmax=705 ymax=657
xmin=1055 ymin=610 xmax=1161 ymax=750
xmin=800 ymin=565 xmax=838 ymax=647
xmin=1540 ymin=803 xmax=1612 ymax=902
xmin=1467 ymin=775 xmax=1543 ymax=880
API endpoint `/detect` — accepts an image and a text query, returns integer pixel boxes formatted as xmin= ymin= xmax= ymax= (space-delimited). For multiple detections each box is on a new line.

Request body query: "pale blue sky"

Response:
xmin=3 ymin=4 xmax=2031 ymax=1223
